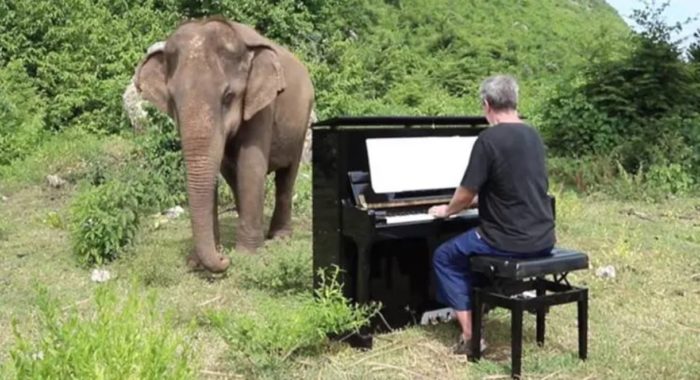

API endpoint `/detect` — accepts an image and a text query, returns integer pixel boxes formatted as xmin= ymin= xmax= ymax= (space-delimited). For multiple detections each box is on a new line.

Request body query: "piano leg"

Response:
xmin=351 ymin=241 xmax=374 ymax=349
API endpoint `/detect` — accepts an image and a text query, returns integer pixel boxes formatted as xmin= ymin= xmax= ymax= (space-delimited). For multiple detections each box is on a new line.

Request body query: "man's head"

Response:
xmin=479 ymin=75 xmax=519 ymax=125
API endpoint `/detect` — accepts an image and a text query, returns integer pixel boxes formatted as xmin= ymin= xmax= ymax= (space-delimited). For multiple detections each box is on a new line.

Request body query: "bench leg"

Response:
xmin=471 ymin=289 xmax=483 ymax=361
xmin=511 ymin=304 xmax=523 ymax=379
xmin=578 ymin=289 xmax=588 ymax=360
xmin=536 ymin=280 xmax=546 ymax=347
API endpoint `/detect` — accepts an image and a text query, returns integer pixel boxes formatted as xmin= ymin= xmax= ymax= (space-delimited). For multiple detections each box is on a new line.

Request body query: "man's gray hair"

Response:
xmin=479 ymin=75 xmax=519 ymax=111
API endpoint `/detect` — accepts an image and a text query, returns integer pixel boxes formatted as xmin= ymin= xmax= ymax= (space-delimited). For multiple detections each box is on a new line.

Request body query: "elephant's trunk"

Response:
xmin=179 ymin=105 xmax=230 ymax=273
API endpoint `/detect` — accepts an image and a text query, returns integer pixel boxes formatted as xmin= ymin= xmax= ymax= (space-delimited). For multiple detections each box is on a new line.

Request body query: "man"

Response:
xmin=428 ymin=75 xmax=555 ymax=355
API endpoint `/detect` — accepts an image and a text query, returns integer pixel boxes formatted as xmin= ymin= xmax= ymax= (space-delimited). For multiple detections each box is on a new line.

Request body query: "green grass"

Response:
xmin=0 ymin=128 xmax=131 ymax=194
xmin=1 ymin=159 xmax=699 ymax=379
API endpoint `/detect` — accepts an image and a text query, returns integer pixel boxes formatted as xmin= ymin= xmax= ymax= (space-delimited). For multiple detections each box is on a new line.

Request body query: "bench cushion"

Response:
xmin=470 ymin=248 xmax=589 ymax=280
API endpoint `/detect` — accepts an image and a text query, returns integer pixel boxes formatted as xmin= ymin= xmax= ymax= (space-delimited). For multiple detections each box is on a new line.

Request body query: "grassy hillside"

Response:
xmin=0 ymin=0 xmax=628 ymax=141
xmin=313 ymin=0 xmax=630 ymax=118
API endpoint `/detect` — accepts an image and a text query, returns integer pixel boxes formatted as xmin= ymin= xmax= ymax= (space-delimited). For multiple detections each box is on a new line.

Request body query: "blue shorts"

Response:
xmin=432 ymin=228 xmax=552 ymax=311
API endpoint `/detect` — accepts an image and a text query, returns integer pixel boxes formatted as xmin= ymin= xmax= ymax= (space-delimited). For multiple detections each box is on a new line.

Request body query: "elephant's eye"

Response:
xmin=223 ymin=90 xmax=235 ymax=105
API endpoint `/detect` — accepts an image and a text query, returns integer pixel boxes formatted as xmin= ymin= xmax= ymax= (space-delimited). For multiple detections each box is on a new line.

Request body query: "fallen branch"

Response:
xmin=61 ymin=298 xmax=91 ymax=311
xmin=198 ymin=295 xmax=223 ymax=307
xmin=199 ymin=369 xmax=242 ymax=378
xmin=677 ymin=322 xmax=700 ymax=334
xmin=621 ymin=208 xmax=654 ymax=221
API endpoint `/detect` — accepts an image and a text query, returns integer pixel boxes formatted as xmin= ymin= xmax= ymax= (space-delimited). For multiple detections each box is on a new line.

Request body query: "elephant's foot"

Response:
xmin=266 ymin=227 xmax=292 ymax=240
xmin=186 ymin=252 xmax=230 ymax=273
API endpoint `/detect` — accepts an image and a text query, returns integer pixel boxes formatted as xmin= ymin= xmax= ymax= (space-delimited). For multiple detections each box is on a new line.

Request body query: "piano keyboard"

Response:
xmin=384 ymin=208 xmax=478 ymax=225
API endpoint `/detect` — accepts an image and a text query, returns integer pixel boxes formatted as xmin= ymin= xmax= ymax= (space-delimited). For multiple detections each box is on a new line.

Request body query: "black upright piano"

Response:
xmin=312 ymin=116 xmax=488 ymax=345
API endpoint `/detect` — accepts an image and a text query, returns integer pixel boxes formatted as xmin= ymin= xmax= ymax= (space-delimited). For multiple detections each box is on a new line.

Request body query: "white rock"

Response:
xmin=595 ymin=265 xmax=616 ymax=279
xmin=46 ymin=175 xmax=67 ymax=188
xmin=1 ymin=194 xmax=7 ymax=202
xmin=163 ymin=205 xmax=185 ymax=219
xmin=90 ymin=269 xmax=111 ymax=283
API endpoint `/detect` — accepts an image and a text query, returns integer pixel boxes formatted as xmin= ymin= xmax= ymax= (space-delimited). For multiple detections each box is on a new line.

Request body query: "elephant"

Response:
xmin=133 ymin=17 xmax=315 ymax=273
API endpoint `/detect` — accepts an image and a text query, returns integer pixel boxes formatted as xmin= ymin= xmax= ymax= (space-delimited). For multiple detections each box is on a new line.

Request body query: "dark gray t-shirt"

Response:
xmin=460 ymin=122 xmax=555 ymax=253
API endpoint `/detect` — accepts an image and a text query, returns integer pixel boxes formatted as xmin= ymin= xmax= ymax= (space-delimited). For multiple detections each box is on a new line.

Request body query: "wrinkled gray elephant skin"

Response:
xmin=134 ymin=18 xmax=314 ymax=273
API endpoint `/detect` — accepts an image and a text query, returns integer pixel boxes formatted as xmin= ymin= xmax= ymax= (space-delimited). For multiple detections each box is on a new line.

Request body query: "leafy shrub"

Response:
xmin=0 ymin=61 xmax=45 ymax=166
xmin=130 ymin=107 xmax=187 ymax=208
xmin=207 ymin=267 xmax=379 ymax=375
xmin=547 ymin=156 xmax=618 ymax=193
xmin=540 ymin=1 xmax=700 ymax=193
xmin=9 ymin=284 xmax=196 ymax=379
xmin=548 ymin=156 xmax=696 ymax=200
xmin=68 ymin=108 xmax=185 ymax=265
xmin=69 ymin=179 xmax=141 ymax=265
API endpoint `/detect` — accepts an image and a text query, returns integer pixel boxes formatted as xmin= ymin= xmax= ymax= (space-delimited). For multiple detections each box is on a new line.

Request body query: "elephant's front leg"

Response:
xmin=234 ymin=145 xmax=267 ymax=252
xmin=267 ymin=164 xmax=300 ymax=239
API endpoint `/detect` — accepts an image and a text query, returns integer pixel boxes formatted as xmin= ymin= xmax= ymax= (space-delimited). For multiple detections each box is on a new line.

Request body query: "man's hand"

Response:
xmin=428 ymin=204 xmax=450 ymax=218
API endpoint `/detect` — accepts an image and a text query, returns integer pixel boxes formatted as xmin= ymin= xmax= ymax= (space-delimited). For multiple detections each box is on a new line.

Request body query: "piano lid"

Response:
xmin=366 ymin=136 xmax=478 ymax=194
xmin=312 ymin=115 xmax=488 ymax=128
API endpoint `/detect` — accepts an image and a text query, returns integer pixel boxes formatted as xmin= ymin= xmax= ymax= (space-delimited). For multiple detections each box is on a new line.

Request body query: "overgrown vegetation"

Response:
xmin=540 ymin=1 xmax=700 ymax=197
xmin=1 ymin=0 xmax=700 ymax=378
xmin=9 ymin=284 xmax=196 ymax=379
xmin=207 ymin=267 xmax=379 ymax=376
xmin=68 ymin=109 xmax=185 ymax=264
xmin=0 ymin=61 xmax=45 ymax=166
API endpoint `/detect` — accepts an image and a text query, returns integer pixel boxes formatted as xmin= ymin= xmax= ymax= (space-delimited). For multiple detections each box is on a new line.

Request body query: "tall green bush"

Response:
xmin=540 ymin=1 xmax=699 ymax=193
xmin=0 ymin=61 xmax=45 ymax=166
xmin=68 ymin=110 xmax=185 ymax=265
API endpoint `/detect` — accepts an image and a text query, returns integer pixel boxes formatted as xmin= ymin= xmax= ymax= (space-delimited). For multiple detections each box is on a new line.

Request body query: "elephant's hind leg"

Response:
xmin=267 ymin=163 xmax=300 ymax=239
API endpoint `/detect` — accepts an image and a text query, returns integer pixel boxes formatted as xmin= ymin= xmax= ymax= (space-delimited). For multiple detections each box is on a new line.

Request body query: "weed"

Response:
xmin=236 ymin=242 xmax=312 ymax=294
xmin=42 ymin=211 xmax=65 ymax=229
xmin=8 ymin=283 xmax=197 ymax=379
xmin=207 ymin=267 xmax=379 ymax=376
xmin=69 ymin=179 xmax=141 ymax=265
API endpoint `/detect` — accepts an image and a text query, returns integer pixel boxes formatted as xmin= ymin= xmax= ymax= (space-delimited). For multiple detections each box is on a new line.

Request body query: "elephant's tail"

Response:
xmin=301 ymin=107 xmax=316 ymax=164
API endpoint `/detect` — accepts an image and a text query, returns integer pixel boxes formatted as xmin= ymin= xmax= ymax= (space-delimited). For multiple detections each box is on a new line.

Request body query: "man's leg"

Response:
xmin=433 ymin=228 xmax=490 ymax=341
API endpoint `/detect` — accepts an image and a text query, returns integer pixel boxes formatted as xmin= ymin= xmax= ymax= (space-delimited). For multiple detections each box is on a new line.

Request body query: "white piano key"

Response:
xmin=384 ymin=208 xmax=478 ymax=225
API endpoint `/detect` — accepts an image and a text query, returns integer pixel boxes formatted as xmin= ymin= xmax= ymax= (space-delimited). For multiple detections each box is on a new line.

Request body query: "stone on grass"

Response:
xmin=164 ymin=205 xmax=185 ymax=219
xmin=46 ymin=175 xmax=67 ymax=188
xmin=595 ymin=265 xmax=616 ymax=279
xmin=90 ymin=269 xmax=111 ymax=283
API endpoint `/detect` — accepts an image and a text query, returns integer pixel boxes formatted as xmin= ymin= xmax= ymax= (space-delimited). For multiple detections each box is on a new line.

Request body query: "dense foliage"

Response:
xmin=1 ymin=0 xmax=697 ymax=263
xmin=0 ymin=0 xmax=628 ymax=137
xmin=540 ymin=2 xmax=700 ymax=195
xmin=69 ymin=109 xmax=184 ymax=264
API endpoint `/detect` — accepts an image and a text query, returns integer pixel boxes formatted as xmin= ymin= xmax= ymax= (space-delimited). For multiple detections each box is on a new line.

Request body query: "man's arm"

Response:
xmin=429 ymin=186 xmax=477 ymax=218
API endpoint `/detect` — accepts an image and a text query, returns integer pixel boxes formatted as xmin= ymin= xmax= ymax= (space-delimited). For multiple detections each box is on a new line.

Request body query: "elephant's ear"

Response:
xmin=243 ymin=49 xmax=285 ymax=121
xmin=229 ymin=22 xmax=286 ymax=121
xmin=134 ymin=41 xmax=170 ymax=115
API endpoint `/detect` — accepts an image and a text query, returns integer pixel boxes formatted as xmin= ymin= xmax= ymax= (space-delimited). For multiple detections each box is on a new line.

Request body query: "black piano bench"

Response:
xmin=468 ymin=248 xmax=589 ymax=379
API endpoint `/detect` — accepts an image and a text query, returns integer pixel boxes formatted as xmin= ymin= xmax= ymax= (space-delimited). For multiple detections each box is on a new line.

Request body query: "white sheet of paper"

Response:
xmin=366 ymin=136 xmax=478 ymax=193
